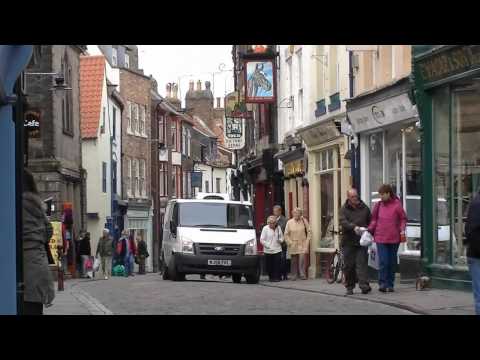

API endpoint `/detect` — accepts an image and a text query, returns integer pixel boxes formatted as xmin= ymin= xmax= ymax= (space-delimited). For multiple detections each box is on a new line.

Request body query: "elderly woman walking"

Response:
xmin=368 ymin=184 xmax=407 ymax=293
xmin=284 ymin=208 xmax=312 ymax=280
xmin=260 ymin=215 xmax=284 ymax=282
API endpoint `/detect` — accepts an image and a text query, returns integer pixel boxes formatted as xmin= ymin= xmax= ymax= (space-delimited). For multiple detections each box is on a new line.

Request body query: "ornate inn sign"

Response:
xmin=224 ymin=116 xmax=245 ymax=150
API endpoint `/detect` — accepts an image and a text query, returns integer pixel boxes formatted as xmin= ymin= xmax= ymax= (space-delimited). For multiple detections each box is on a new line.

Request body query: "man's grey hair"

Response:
xmin=267 ymin=215 xmax=278 ymax=224
xmin=103 ymin=228 xmax=110 ymax=234
xmin=273 ymin=205 xmax=282 ymax=211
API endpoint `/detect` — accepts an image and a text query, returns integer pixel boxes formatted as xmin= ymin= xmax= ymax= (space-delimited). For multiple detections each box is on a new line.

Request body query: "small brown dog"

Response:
xmin=416 ymin=275 xmax=431 ymax=291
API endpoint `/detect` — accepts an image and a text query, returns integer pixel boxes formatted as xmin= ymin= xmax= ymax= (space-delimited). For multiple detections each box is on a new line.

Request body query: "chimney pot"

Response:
xmin=166 ymin=83 xmax=171 ymax=98
xmin=172 ymin=84 xmax=178 ymax=99
xmin=189 ymin=80 xmax=194 ymax=92
xmin=216 ymin=97 xmax=221 ymax=108
xmin=197 ymin=80 xmax=202 ymax=91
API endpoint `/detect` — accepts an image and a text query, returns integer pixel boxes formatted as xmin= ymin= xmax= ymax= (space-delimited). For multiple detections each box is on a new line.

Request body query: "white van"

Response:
xmin=160 ymin=198 xmax=260 ymax=284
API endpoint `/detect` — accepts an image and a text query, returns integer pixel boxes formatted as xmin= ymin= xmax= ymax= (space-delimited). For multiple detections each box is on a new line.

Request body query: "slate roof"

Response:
xmin=80 ymin=55 xmax=105 ymax=139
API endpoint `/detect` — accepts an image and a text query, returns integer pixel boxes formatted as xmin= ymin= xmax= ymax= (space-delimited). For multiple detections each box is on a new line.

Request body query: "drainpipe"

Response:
xmin=348 ymin=50 xmax=360 ymax=191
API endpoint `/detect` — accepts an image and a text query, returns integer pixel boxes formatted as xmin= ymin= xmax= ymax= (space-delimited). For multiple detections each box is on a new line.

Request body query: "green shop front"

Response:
xmin=412 ymin=45 xmax=480 ymax=290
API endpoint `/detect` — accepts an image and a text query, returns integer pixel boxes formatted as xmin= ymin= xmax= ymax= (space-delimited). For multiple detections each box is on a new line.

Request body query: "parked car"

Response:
xmin=161 ymin=198 xmax=260 ymax=284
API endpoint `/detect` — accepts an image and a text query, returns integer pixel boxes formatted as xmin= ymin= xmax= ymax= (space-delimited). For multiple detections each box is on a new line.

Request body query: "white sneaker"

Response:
xmin=104 ymin=276 xmax=108 ymax=280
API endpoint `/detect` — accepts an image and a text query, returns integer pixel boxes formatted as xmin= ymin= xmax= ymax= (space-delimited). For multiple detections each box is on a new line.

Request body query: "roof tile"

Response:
xmin=80 ymin=55 xmax=105 ymax=139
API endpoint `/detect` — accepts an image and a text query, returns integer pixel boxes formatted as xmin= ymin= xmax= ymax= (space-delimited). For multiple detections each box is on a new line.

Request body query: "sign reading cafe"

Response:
xmin=224 ymin=117 xmax=245 ymax=150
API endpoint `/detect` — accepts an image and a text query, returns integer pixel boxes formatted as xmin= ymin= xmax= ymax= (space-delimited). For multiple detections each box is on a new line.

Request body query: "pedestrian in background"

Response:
xmin=465 ymin=189 xmax=480 ymax=315
xmin=22 ymin=168 xmax=55 ymax=315
xmin=96 ymin=228 xmax=113 ymax=280
xmin=339 ymin=189 xmax=372 ymax=295
xmin=78 ymin=232 xmax=92 ymax=278
xmin=284 ymin=208 xmax=312 ymax=280
xmin=368 ymin=184 xmax=407 ymax=293
xmin=123 ymin=234 xmax=137 ymax=277
xmin=136 ymin=236 xmax=149 ymax=275
xmin=260 ymin=215 xmax=284 ymax=282
xmin=273 ymin=205 xmax=289 ymax=280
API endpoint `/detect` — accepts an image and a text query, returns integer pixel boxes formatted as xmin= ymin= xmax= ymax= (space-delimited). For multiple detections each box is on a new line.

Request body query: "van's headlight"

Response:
xmin=182 ymin=237 xmax=194 ymax=254
xmin=245 ymin=239 xmax=257 ymax=256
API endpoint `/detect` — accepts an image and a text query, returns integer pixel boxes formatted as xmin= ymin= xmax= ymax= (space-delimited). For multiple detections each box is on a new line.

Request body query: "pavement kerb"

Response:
xmin=259 ymin=282 xmax=428 ymax=315
xmin=68 ymin=280 xmax=114 ymax=315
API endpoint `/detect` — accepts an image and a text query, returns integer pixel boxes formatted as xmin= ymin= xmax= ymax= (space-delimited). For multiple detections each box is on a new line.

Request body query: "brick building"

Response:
xmin=119 ymin=66 xmax=154 ymax=271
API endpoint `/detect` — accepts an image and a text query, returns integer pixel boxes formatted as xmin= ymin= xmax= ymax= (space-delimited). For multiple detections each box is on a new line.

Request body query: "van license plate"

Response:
xmin=208 ymin=260 xmax=231 ymax=266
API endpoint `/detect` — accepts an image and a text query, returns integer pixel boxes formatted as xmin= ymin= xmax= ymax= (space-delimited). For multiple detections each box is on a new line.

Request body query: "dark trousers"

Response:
xmin=342 ymin=245 xmax=370 ymax=291
xmin=23 ymin=301 xmax=43 ymax=315
xmin=280 ymin=248 xmax=290 ymax=279
xmin=377 ymin=243 xmax=400 ymax=289
xmin=138 ymin=257 xmax=146 ymax=274
xmin=265 ymin=252 xmax=282 ymax=281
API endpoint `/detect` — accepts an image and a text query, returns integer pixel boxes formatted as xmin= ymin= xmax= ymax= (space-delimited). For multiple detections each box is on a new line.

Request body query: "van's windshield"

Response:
xmin=178 ymin=203 xmax=254 ymax=229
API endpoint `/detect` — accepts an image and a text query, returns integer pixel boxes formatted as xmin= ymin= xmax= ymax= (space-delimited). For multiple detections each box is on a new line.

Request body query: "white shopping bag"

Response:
xmin=93 ymin=256 xmax=101 ymax=272
xmin=359 ymin=231 xmax=373 ymax=247
xmin=368 ymin=242 xmax=379 ymax=270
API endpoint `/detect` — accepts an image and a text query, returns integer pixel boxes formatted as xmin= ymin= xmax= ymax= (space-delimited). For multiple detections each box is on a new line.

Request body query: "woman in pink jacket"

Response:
xmin=368 ymin=184 xmax=407 ymax=293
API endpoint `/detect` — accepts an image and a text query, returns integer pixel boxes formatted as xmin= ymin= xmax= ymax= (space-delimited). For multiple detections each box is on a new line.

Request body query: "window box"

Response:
xmin=314 ymin=99 xmax=326 ymax=117
xmin=328 ymin=92 xmax=341 ymax=112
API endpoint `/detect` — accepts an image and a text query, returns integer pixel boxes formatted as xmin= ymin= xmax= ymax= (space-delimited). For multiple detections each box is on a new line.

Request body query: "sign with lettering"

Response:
xmin=418 ymin=45 xmax=480 ymax=85
xmin=49 ymin=221 xmax=62 ymax=266
xmin=191 ymin=171 xmax=202 ymax=188
xmin=348 ymin=93 xmax=417 ymax=133
xmin=24 ymin=111 xmax=40 ymax=139
xmin=284 ymin=160 xmax=304 ymax=177
xmin=224 ymin=117 xmax=245 ymax=150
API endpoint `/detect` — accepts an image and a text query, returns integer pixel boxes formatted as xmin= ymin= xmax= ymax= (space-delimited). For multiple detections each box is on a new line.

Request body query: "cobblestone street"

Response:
xmin=46 ymin=274 xmax=417 ymax=315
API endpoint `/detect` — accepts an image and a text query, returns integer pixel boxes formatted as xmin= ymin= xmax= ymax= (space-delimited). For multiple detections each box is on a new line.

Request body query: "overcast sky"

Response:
xmin=137 ymin=45 xmax=235 ymax=107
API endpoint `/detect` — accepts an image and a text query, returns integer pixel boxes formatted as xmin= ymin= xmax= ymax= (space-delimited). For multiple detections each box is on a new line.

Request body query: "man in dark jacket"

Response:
xmin=136 ymin=236 xmax=149 ymax=275
xmin=465 ymin=190 xmax=480 ymax=315
xmin=339 ymin=189 xmax=372 ymax=295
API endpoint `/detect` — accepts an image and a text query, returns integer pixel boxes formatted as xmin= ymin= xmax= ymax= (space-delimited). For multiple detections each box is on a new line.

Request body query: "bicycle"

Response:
xmin=327 ymin=247 xmax=345 ymax=284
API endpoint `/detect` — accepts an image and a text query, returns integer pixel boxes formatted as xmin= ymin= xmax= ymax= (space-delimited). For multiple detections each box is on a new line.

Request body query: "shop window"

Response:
xmin=368 ymin=132 xmax=384 ymax=206
xmin=451 ymin=82 xmax=480 ymax=267
xmin=433 ymin=86 xmax=452 ymax=264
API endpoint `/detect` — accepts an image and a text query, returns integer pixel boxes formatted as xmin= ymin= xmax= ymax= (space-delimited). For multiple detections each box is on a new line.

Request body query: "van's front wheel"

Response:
xmin=169 ymin=255 xmax=186 ymax=281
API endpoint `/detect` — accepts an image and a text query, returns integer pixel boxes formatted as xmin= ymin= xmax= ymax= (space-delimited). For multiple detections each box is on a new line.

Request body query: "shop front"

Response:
xmin=412 ymin=45 xmax=480 ymax=289
xmin=297 ymin=117 xmax=351 ymax=279
xmin=347 ymin=77 xmax=422 ymax=280
xmin=126 ymin=204 xmax=153 ymax=272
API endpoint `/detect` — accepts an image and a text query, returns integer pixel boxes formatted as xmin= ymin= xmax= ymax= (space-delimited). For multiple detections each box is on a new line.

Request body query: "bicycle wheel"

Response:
xmin=336 ymin=253 xmax=344 ymax=284
xmin=327 ymin=252 xmax=340 ymax=284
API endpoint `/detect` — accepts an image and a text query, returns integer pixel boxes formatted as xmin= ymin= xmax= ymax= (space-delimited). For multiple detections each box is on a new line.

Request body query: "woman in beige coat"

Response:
xmin=284 ymin=208 xmax=312 ymax=280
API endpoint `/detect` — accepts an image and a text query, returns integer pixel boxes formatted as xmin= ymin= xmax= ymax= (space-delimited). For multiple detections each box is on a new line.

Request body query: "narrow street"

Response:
xmin=47 ymin=274 xmax=415 ymax=315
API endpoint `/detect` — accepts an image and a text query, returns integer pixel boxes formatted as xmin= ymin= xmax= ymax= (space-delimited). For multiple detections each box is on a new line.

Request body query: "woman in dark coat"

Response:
xmin=136 ymin=236 xmax=149 ymax=275
xmin=78 ymin=232 xmax=91 ymax=278
xmin=23 ymin=169 xmax=55 ymax=315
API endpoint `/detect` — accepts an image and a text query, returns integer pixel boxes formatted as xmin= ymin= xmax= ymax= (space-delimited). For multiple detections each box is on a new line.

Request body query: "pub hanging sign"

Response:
xmin=244 ymin=57 xmax=276 ymax=104
xmin=224 ymin=116 xmax=246 ymax=150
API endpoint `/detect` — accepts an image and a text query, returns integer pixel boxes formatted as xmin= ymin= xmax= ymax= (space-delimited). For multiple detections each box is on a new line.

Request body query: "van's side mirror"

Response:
xmin=170 ymin=221 xmax=177 ymax=235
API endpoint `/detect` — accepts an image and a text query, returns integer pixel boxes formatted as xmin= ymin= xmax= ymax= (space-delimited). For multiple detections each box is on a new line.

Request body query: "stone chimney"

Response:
xmin=166 ymin=83 xmax=172 ymax=98
xmin=216 ymin=97 xmax=221 ymax=108
xmin=197 ymin=80 xmax=202 ymax=91
xmin=189 ymin=80 xmax=194 ymax=92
